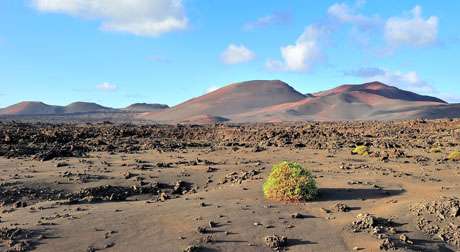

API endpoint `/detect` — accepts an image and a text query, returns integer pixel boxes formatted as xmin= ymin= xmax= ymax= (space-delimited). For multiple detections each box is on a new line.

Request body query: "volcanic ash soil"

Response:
xmin=0 ymin=120 xmax=460 ymax=251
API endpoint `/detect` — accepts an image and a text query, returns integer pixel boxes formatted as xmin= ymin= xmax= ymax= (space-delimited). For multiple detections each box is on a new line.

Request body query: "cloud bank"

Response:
xmin=267 ymin=25 xmax=326 ymax=72
xmin=385 ymin=5 xmax=438 ymax=48
xmin=31 ymin=0 xmax=188 ymax=36
xmin=221 ymin=44 xmax=255 ymax=65
xmin=96 ymin=82 xmax=118 ymax=91
xmin=345 ymin=67 xmax=434 ymax=94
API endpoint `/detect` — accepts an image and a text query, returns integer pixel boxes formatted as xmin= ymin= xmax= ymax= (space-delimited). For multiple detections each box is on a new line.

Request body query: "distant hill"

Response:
xmin=144 ymin=80 xmax=307 ymax=122
xmin=64 ymin=102 xmax=115 ymax=114
xmin=233 ymin=81 xmax=450 ymax=122
xmin=314 ymin=82 xmax=446 ymax=103
xmin=141 ymin=80 xmax=458 ymax=123
xmin=124 ymin=103 xmax=169 ymax=112
xmin=1 ymin=80 xmax=459 ymax=123
xmin=0 ymin=101 xmax=62 ymax=115
xmin=0 ymin=101 xmax=115 ymax=115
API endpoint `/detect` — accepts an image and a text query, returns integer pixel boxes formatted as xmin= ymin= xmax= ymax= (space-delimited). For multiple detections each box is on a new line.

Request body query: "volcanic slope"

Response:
xmin=146 ymin=80 xmax=307 ymax=122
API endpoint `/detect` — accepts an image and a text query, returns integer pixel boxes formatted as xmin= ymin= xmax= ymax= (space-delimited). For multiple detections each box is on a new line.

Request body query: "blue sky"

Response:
xmin=0 ymin=0 xmax=459 ymax=108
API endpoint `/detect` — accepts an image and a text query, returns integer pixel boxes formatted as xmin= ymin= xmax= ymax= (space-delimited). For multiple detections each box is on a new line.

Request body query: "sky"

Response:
xmin=0 ymin=0 xmax=459 ymax=108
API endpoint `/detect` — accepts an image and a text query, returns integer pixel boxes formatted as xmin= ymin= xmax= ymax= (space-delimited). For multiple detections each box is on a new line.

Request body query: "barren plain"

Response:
xmin=0 ymin=120 xmax=459 ymax=251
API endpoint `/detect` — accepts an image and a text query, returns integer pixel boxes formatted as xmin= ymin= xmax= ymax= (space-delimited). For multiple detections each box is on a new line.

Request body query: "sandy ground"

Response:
xmin=0 ymin=144 xmax=459 ymax=252
xmin=0 ymin=121 xmax=460 ymax=251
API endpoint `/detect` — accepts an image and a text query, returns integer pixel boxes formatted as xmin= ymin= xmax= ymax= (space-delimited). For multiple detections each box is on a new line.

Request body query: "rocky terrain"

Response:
xmin=0 ymin=120 xmax=459 ymax=251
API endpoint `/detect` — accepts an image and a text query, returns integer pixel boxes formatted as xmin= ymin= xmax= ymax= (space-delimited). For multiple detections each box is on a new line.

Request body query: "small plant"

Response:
xmin=263 ymin=161 xmax=318 ymax=201
xmin=447 ymin=150 xmax=460 ymax=161
xmin=352 ymin=145 xmax=369 ymax=156
xmin=429 ymin=147 xmax=442 ymax=153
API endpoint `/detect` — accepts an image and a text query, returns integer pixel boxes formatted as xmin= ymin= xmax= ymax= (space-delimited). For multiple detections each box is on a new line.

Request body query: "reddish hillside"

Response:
xmin=2 ymin=80 xmax=458 ymax=122
xmin=147 ymin=80 xmax=306 ymax=122
xmin=0 ymin=101 xmax=116 ymax=115
xmin=232 ymin=82 xmax=448 ymax=122
xmin=0 ymin=101 xmax=62 ymax=115
xmin=315 ymin=81 xmax=446 ymax=103
xmin=64 ymin=102 xmax=115 ymax=114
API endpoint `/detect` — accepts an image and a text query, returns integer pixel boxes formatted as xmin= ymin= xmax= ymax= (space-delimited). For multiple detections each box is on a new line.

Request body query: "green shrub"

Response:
xmin=429 ymin=147 xmax=442 ymax=153
xmin=448 ymin=150 xmax=460 ymax=161
xmin=352 ymin=145 xmax=369 ymax=156
xmin=263 ymin=161 xmax=318 ymax=201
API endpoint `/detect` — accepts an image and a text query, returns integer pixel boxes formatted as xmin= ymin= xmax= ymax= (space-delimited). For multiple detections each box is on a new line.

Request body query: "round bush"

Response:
xmin=352 ymin=145 xmax=369 ymax=156
xmin=448 ymin=150 xmax=460 ymax=161
xmin=263 ymin=161 xmax=318 ymax=201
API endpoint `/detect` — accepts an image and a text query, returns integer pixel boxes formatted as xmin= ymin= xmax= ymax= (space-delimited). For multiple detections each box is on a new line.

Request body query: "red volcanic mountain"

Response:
xmin=1 ymin=80 xmax=459 ymax=122
xmin=0 ymin=101 xmax=62 ymax=115
xmin=314 ymin=82 xmax=445 ymax=103
xmin=63 ymin=102 xmax=116 ymax=114
xmin=233 ymin=81 xmax=449 ymax=122
xmin=143 ymin=80 xmax=455 ymax=122
xmin=146 ymin=80 xmax=307 ymax=122
xmin=0 ymin=101 xmax=115 ymax=115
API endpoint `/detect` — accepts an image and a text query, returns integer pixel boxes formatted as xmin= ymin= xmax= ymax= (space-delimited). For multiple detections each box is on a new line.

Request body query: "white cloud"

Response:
xmin=96 ymin=82 xmax=118 ymax=91
xmin=31 ymin=0 xmax=188 ymax=37
xmin=327 ymin=2 xmax=380 ymax=31
xmin=376 ymin=71 xmax=434 ymax=93
xmin=345 ymin=67 xmax=434 ymax=94
xmin=385 ymin=5 xmax=438 ymax=48
xmin=327 ymin=2 xmax=382 ymax=49
xmin=205 ymin=86 xmax=219 ymax=94
xmin=220 ymin=44 xmax=255 ymax=65
xmin=327 ymin=3 xmax=438 ymax=51
xmin=267 ymin=25 xmax=325 ymax=72
xmin=265 ymin=59 xmax=285 ymax=72
xmin=243 ymin=12 xmax=291 ymax=31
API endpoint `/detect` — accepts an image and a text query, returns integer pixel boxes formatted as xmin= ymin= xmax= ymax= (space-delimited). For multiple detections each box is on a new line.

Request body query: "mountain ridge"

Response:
xmin=1 ymin=80 xmax=458 ymax=123
xmin=123 ymin=103 xmax=170 ymax=112
xmin=0 ymin=101 xmax=169 ymax=115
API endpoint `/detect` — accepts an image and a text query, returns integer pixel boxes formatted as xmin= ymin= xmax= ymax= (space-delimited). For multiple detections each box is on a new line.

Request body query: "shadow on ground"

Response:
xmin=317 ymin=188 xmax=405 ymax=201
xmin=397 ymin=238 xmax=456 ymax=252
xmin=287 ymin=238 xmax=317 ymax=246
